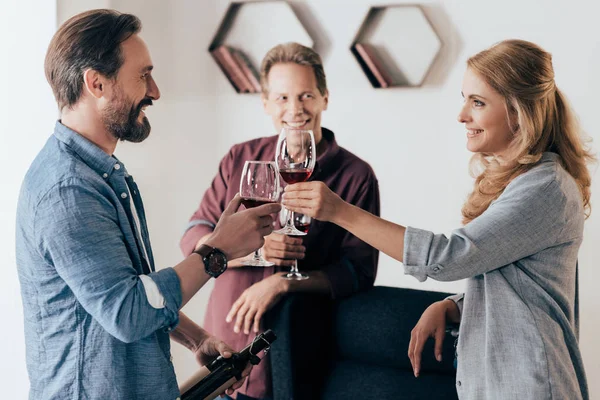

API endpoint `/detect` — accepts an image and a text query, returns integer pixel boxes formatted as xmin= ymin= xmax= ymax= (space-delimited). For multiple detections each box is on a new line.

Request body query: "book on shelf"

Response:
xmin=353 ymin=43 xmax=392 ymax=88
xmin=231 ymin=49 xmax=262 ymax=93
xmin=210 ymin=45 xmax=253 ymax=93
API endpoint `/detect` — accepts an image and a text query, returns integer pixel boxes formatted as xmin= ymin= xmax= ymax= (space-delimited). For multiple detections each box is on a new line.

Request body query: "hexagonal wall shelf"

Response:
xmin=351 ymin=5 xmax=443 ymax=88
xmin=209 ymin=1 xmax=314 ymax=94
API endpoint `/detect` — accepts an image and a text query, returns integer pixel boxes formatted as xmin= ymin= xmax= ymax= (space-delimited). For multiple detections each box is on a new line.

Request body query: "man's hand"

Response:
xmin=408 ymin=299 xmax=459 ymax=377
xmin=261 ymin=233 xmax=305 ymax=267
xmin=226 ymin=273 xmax=288 ymax=334
xmin=193 ymin=335 xmax=252 ymax=396
xmin=204 ymin=194 xmax=281 ymax=260
xmin=225 ymin=233 xmax=304 ymax=268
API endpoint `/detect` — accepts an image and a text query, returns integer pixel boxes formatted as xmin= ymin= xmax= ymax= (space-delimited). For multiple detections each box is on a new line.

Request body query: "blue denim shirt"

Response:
xmin=16 ymin=122 xmax=183 ymax=399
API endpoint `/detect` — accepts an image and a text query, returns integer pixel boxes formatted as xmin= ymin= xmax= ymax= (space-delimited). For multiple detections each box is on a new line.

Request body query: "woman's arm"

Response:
xmin=284 ymin=173 xmax=567 ymax=282
xmin=283 ymin=181 xmax=408 ymax=262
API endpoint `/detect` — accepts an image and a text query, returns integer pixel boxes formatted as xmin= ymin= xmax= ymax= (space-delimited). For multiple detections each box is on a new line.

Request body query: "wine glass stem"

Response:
xmin=285 ymin=209 xmax=295 ymax=229
xmin=290 ymin=259 xmax=299 ymax=275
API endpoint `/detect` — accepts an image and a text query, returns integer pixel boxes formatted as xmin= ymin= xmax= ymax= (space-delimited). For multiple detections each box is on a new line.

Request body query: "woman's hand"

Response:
xmin=282 ymin=181 xmax=345 ymax=222
xmin=408 ymin=300 xmax=459 ymax=377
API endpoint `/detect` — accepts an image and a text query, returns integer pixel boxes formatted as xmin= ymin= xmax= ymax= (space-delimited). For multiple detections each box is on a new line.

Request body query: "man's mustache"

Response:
xmin=135 ymin=98 xmax=153 ymax=115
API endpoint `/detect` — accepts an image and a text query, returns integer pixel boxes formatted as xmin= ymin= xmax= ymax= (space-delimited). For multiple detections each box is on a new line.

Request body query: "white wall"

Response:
xmin=0 ymin=0 xmax=57 ymax=397
xmin=2 ymin=0 xmax=599 ymax=397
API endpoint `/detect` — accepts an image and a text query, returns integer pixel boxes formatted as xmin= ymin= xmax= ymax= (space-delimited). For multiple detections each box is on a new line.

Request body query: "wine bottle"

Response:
xmin=179 ymin=330 xmax=277 ymax=400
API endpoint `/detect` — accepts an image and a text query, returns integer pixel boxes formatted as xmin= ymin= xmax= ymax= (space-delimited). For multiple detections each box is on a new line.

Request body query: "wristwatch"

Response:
xmin=193 ymin=245 xmax=228 ymax=278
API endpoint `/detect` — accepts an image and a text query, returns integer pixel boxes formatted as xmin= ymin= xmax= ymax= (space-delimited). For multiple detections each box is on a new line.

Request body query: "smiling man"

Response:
xmin=180 ymin=42 xmax=380 ymax=400
xmin=15 ymin=10 xmax=279 ymax=400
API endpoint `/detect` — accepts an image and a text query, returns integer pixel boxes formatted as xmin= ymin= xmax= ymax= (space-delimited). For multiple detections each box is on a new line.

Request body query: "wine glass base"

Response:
xmin=283 ymin=272 xmax=309 ymax=280
xmin=242 ymin=259 xmax=275 ymax=267
xmin=274 ymin=226 xmax=307 ymax=236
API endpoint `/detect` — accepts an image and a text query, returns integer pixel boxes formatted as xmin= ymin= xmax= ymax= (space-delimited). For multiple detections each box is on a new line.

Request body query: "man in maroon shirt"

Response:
xmin=180 ymin=42 xmax=380 ymax=400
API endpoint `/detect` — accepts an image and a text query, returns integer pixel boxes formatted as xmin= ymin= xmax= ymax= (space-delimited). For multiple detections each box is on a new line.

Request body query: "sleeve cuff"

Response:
xmin=149 ymin=268 xmax=182 ymax=332
xmin=445 ymin=292 xmax=464 ymax=316
xmin=402 ymin=226 xmax=443 ymax=282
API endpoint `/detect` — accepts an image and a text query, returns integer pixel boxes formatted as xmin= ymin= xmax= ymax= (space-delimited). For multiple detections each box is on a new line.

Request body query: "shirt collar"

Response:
xmin=313 ymin=127 xmax=340 ymax=176
xmin=541 ymin=152 xmax=560 ymax=163
xmin=53 ymin=120 xmax=123 ymax=179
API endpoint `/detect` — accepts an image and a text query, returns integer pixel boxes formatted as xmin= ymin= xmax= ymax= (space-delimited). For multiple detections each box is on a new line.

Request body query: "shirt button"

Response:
xmin=121 ymin=193 xmax=128 ymax=199
xmin=457 ymin=381 xmax=462 ymax=387
xmin=102 ymin=173 xmax=108 ymax=179
xmin=170 ymin=355 xmax=173 ymax=362
xmin=114 ymin=164 xmax=121 ymax=170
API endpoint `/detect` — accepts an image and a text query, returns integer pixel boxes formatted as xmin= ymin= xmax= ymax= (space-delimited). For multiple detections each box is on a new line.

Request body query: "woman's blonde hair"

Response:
xmin=462 ymin=39 xmax=594 ymax=224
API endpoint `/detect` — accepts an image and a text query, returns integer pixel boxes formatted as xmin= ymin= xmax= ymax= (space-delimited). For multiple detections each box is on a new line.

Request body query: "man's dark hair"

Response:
xmin=45 ymin=9 xmax=141 ymax=110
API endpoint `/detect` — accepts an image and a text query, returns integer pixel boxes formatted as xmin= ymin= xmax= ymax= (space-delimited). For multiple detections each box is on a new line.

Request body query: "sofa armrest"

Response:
xmin=333 ymin=286 xmax=458 ymax=373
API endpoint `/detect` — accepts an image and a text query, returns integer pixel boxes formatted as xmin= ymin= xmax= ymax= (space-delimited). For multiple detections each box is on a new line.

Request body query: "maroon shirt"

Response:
xmin=180 ymin=128 xmax=379 ymax=398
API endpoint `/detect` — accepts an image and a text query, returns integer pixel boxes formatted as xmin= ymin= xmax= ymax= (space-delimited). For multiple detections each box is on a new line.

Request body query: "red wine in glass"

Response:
xmin=292 ymin=222 xmax=310 ymax=235
xmin=241 ymin=198 xmax=277 ymax=209
xmin=278 ymin=168 xmax=312 ymax=184
xmin=274 ymin=128 xmax=316 ymax=236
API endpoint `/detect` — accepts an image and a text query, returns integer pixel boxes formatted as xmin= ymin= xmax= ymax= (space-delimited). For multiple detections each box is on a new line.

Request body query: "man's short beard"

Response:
xmin=103 ymin=88 xmax=152 ymax=143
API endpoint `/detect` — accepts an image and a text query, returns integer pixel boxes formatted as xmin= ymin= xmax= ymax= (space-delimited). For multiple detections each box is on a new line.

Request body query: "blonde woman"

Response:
xmin=282 ymin=40 xmax=592 ymax=399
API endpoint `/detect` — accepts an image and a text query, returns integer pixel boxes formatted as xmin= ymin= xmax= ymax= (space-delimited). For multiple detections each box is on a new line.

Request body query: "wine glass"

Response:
xmin=280 ymin=209 xmax=311 ymax=280
xmin=239 ymin=160 xmax=280 ymax=267
xmin=274 ymin=127 xmax=316 ymax=236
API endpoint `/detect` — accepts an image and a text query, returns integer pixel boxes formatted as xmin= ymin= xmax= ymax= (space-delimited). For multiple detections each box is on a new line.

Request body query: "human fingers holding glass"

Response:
xmin=282 ymin=181 xmax=346 ymax=223
xmin=196 ymin=193 xmax=280 ymax=262
xmin=261 ymin=233 xmax=305 ymax=267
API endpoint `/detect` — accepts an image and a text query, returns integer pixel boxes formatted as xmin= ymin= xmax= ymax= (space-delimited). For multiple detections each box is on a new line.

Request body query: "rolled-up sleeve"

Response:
xmin=322 ymin=175 xmax=380 ymax=298
xmin=403 ymin=176 xmax=566 ymax=282
xmin=35 ymin=180 xmax=182 ymax=343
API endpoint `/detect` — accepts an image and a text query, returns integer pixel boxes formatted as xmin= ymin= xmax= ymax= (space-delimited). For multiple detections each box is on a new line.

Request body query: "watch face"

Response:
xmin=206 ymin=251 xmax=227 ymax=274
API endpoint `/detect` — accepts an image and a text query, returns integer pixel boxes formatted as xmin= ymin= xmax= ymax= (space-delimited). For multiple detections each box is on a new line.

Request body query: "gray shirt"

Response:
xmin=403 ymin=153 xmax=588 ymax=399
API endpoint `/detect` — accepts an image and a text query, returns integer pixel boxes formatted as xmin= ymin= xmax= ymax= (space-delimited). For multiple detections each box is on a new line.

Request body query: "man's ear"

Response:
xmin=83 ymin=69 xmax=106 ymax=100
xmin=322 ymin=90 xmax=329 ymax=111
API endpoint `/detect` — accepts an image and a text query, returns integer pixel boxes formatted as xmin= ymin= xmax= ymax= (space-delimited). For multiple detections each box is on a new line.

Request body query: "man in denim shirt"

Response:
xmin=15 ymin=10 xmax=280 ymax=400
